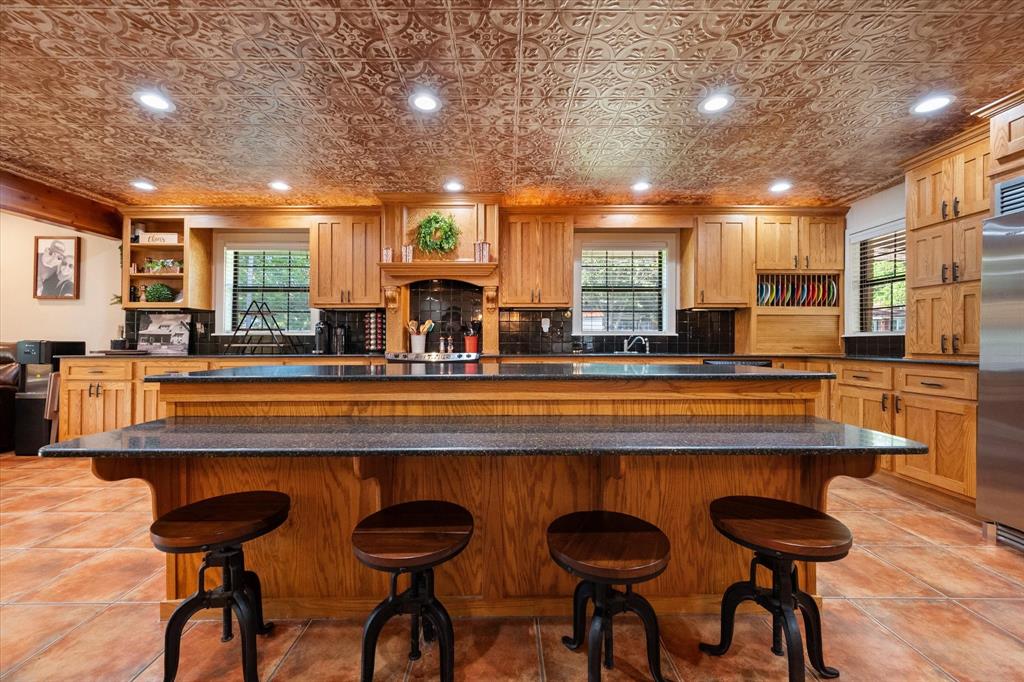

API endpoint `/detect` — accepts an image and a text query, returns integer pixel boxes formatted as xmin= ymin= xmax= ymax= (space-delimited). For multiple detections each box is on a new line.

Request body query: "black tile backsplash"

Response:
xmin=408 ymin=280 xmax=483 ymax=352
xmin=498 ymin=309 xmax=735 ymax=355
xmin=843 ymin=334 xmax=905 ymax=358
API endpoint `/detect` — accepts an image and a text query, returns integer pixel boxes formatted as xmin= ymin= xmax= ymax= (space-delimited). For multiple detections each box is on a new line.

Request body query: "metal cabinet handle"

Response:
xmin=852 ymin=374 xmax=870 ymax=380
xmin=881 ymin=393 xmax=888 ymax=412
xmin=805 ymin=255 xmax=810 ymax=268
xmin=941 ymin=200 xmax=948 ymax=221
xmin=700 ymin=290 xmax=705 ymax=303
xmin=941 ymin=263 xmax=948 ymax=283
xmin=952 ymin=334 xmax=960 ymax=354
xmin=793 ymin=255 xmax=798 ymax=268
xmin=895 ymin=395 xmax=902 ymax=413
xmin=953 ymin=197 xmax=960 ymax=217
xmin=88 ymin=383 xmax=94 ymax=397
xmin=940 ymin=334 xmax=948 ymax=353
xmin=921 ymin=381 xmax=945 ymax=388
xmin=537 ymin=288 xmax=541 ymax=303
xmin=88 ymin=369 xmax=103 ymax=374
xmin=530 ymin=288 xmax=535 ymax=303
xmin=96 ymin=384 xmax=102 ymax=396
xmin=952 ymin=262 xmax=960 ymax=281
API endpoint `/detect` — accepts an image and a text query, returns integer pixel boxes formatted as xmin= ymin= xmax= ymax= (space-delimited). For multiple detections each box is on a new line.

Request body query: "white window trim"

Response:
xmin=572 ymin=232 xmax=678 ymax=336
xmin=844 ymin=218 xmax=905 ymax=337
xmin=212 ymin=229 xmax=317 ymax=336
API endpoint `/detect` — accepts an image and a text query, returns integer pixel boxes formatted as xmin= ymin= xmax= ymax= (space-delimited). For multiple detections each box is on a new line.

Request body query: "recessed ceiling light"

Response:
xmin=131 ymin=180 xmax=156 ymax=191
xmin=770 ymin=181 xmax=792 ymax=193
xmin=409 ymin=91 xmax=441 ymax=112
xmin=699 ymin=93 xmax=734 ymax=113
xmin=912 ymin=94 xmax=954 ymax=114
xmin=631 ymin=181 xmax=652 ymax=192
xmin=132 ymin=89 xmax=174 ymax=112
xmin=444 ymin=180 xmax=464 ymax=192
xmin=268 ymin=181 xmax=291 ymax=191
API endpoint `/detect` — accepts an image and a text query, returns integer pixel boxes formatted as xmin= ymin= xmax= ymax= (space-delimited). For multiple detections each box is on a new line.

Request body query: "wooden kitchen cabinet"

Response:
xmin=310 ymin=214 xmax=382 ymax=308
xmin=952 ymin=281 xmax=981 ymax=355
xmin=59 ymin=380 xmax=132 ymax=441
xmin=906 ymin=285 xmax=950 ymax=355
xmin=907 ymin=135 xmax=990 ymax=230
xmin=804 ymin=359 xmax=832 ymax=418
xmin=988 ymin=102 xmax=1024 ymax=178
xmin=683 ymin=214 xmax=754 ymax=307
xmin=755 ymin=215 xmax=842 ymax=271
xmin=894 ymin=393 xmax=977 ymax=497
xmin=832 ymin=383 xmax=893 ymax=435
xmin=755 ymin=215 xmax=800 ymax=270
xmin=954 ymin=137 xmax=991 ymax=219
xmin=907 ymin=157 xmax=952 ymax=230
xmin=498 ymin=215 xmax=573 ymax=307
xmin=951 ymin=214 xmax=983 ymax=283
xmin=907 ymin=223 xmax=951 ymax=288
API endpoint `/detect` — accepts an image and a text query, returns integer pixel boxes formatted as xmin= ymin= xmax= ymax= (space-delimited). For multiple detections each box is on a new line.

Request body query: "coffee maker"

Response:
xmin=14 ymin=340 xmax=85 ymax=455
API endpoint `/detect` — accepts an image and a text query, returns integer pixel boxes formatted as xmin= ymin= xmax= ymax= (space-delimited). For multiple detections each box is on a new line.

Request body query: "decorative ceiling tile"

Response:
xmin=1 ymin=1 xmax=1023 ymax=207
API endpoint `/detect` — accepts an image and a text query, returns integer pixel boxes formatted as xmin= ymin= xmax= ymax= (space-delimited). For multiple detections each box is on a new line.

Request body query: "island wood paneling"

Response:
xmin=89 ymin=374 xmax=878 ymax=620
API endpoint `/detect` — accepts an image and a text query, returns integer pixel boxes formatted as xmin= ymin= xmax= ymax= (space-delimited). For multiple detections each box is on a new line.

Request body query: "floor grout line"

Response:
xmin=264 ymin=618 xmax=311 ymax=681
xmin=534 ymin=616 xmax=546 ymax=682
xmin=952 ymin=598 xmax=1024 ymax=647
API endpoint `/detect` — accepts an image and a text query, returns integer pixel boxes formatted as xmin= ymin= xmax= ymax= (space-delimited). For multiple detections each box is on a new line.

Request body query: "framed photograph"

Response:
xmin=136 ymin=313 xmax=192 ymax=355
xmin=33 ymin=236 xmax=81 ymax=299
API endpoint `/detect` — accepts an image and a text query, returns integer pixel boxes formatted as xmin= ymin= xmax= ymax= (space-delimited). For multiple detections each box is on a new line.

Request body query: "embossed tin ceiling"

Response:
xmin=1 ymin=1 xmax=1023 ymax=208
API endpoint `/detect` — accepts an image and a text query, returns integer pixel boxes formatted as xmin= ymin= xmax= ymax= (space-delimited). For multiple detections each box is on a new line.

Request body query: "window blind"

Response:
xmin=579 ymin=248 xmax=665 ymax=333
xmin=858 ymin=232 xmax=906 ymax=333
xmin=228 ymin=249 xmax=311 ymax=333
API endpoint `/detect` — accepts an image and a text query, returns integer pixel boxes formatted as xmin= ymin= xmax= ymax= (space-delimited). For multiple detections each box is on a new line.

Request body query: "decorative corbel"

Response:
xmin=484 ymin=286 xmax=498 ymax=313
xmin=384 ymin=286 xmax=400 ymax=312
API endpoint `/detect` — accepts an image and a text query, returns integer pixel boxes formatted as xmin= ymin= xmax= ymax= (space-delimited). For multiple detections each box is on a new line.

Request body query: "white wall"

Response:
xmin=0 ymin=210 xmax=123 ymax=352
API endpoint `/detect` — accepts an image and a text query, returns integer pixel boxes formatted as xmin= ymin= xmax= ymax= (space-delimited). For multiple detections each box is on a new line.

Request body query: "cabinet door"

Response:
xmin=94 ymin=381 xmax=133 ymax=431
xmin=697 ymin=215 xmax=752 ymax=306
xmin=952 ymin=215 xmax=982 ymax=283
xmin=906 ymin=157 xmax=952 ymax=230
xmin=894 ymin=394 xmax=976 ymax=497
xmin=347 ymin=215 xmax=382 ymax=306
xmin=952 ymin=281 xmax=980 ymax=356
xmin=499 ymin=217 xmax=540 ymax=306
xmin=309 ymin=219 xmax=349 ymax=307
xmin=907 ymin=224 xmax=952 ymax=288
xmin=536 ymin=216 xmax=573 ymax=306
xmin=59 ymin=382 xmax=93 ymax=441
xmin=755 ymin=216 xmax=799 ymax=270
xmin=833 ymin=385 xmax=893 ymax=434
xmin=953 ymin=138 xmax=990 ymax=218
xmin=800 ymin=216 xmax=844 ymax=270
xmin=906 ymin=285 xmax=951 ymax=355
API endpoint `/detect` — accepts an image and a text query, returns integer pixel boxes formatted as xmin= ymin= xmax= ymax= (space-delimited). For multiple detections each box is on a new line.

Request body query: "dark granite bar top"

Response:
xmin=145 ymin=362 xmax=835 ymax=383
xmin=39 ymin=415 xmax=926 ymax=458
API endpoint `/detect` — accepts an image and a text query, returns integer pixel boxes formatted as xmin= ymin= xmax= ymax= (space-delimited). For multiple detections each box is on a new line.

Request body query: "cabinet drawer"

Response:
xmin=836 ymin=363 xmax=893 ymax=390
xmin=135 ymin=361 xmax=209 ymax=379
xmin=897 ymin=366 xmax=977 ymax=400
xmin=63 ymin=362 xmax=131 ymax=381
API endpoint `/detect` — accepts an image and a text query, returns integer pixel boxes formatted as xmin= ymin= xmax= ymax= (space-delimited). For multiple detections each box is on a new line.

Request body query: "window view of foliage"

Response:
xmin=229 ymin=250 xmax=311 ymax=333
xmin=859 ymin=233 xmax=906 ymax=333
xmin=580 ymin=249 xmax=665 ymax=333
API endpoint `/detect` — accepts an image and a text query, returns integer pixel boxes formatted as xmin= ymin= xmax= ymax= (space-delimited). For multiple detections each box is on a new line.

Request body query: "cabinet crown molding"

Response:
xmin=901 ymin=123 xmax=989 ymax=171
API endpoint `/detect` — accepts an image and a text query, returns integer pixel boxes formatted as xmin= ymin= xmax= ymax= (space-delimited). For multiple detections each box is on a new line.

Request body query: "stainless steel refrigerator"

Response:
xmin=977 ymin=177 xmax=1024 ymax=550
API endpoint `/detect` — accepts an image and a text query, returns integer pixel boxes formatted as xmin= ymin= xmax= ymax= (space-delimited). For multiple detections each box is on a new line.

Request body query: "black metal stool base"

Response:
xmin=561 ymin=580 xmax=666 ymax=682
xmin=361 ymin=568 xmax=454 ymax=682
xmin=163 ymin=545 xmax=273 ymax=682
xmin=699 ymin=552 xmax=839 ymax=682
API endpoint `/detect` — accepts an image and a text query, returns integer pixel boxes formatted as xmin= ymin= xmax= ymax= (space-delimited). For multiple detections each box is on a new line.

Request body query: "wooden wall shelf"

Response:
xmin=379 ymin=261 xmax=499 ymax=287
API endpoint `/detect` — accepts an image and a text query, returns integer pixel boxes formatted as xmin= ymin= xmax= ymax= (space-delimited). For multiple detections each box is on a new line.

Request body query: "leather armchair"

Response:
xmin=0 ymin=345 xmax=19 ymax=452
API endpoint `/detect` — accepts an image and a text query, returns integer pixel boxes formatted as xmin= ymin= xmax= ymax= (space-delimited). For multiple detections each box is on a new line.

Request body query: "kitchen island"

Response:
xmin=41 ymin=362 xmax=926 ymax=619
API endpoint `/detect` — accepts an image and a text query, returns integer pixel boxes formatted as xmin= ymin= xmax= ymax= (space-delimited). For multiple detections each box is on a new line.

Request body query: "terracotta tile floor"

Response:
xmin=1 ymin=452 xmax=1022 ymax=681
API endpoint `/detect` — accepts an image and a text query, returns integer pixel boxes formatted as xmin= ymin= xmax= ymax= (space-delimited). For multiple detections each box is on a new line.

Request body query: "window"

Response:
xmin=857 ymin=231 xmax=906 ymax=333
xmin=217 ymin=237 xmax=313 ymax=334
xmin=572 ymin=234 xmax=677 ymax=335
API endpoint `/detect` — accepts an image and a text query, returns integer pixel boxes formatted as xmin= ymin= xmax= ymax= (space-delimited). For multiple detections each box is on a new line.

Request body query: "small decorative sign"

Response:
xmin=139 ymin=232 xmax=180 ymax=244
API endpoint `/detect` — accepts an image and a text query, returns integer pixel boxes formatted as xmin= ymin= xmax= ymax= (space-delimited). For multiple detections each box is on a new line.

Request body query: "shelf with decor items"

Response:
xmin=735 ymin=272 xmax=843 ymax=355
xmin=121 ymin=214 xmax=213 ymax=310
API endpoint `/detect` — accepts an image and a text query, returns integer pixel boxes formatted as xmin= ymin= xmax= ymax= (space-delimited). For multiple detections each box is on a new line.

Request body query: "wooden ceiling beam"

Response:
xmin=0 ymin=171 xmax=122 ymax=239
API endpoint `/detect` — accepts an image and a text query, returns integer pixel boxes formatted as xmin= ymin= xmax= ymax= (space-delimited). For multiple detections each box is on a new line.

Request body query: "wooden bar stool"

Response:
xmin=699 ymin=496 xmax=852 ymax=682
xmin=149 ymin=490 xmax=290 ymax=682
xmin=352 ymin=500 xmax=474 ymax=682
xmin=547 ymin=510 xmax=671 ymax=682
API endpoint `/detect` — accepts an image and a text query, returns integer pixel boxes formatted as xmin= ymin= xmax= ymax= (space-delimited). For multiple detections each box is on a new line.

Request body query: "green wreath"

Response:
xmin=416 ymin=212 xmax=460 ymax=253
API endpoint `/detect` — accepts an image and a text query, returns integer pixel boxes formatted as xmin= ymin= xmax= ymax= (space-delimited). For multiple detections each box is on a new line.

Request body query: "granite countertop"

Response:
xmin=145 ymin=362 xmax=835 ymax=383
xmin=39 ymin=415 xmax=927 ymax=458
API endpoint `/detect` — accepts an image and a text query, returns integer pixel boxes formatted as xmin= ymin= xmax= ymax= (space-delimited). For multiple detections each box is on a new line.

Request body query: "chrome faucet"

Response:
xmin=623 ymin=335 xmax=649 ymax=354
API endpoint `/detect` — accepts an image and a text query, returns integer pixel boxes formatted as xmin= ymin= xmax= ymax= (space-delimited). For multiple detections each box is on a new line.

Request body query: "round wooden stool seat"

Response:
xmin=352 ymin=500 xmax=474 ymax=572
xmin=547 ymin=510 xmax=670 ymax=584
xmin=709 ymin=496 xmax=852 ymax=561
xmin=150 ymin=490 xmax=291 ymax=554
